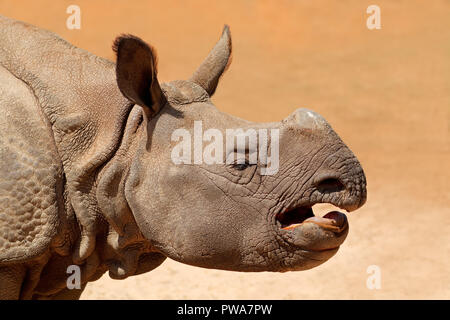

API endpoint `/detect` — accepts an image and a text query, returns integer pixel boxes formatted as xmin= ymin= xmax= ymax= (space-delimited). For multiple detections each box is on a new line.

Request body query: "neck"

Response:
xmin=94 ymin=106 xmax=166 ymax=280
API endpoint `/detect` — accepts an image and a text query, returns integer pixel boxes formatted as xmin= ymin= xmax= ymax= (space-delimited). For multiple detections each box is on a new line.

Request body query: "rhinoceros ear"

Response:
xmin=190 ymin=25 xmax=232 ymax=96
xmin=113 ymin=35 xmax=166 ymax=117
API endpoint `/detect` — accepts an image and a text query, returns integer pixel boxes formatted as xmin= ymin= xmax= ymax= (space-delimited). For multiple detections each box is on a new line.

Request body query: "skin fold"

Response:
xmin=0 ymin=16 xmax=366 ymax=299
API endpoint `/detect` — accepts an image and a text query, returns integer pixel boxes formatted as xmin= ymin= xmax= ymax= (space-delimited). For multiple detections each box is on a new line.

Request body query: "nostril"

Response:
xmin=316 ymin=177 xmax=346 ymax=194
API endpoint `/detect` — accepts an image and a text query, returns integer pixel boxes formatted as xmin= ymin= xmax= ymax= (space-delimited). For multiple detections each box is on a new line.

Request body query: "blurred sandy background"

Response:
xmin=0 ymin=0 xmax=448 ymax=299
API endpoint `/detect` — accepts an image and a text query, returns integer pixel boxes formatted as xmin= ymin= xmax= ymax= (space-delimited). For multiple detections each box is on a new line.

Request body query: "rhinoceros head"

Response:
xmin=111 ymin=26 xmax=366 ymax=272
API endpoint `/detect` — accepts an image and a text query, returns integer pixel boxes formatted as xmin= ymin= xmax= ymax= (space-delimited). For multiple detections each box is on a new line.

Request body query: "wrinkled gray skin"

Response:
xmin=0 ymin=16 xmax=366 ymax=299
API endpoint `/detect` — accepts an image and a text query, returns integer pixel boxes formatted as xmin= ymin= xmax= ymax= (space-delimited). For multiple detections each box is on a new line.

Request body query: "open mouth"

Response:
xmin=275 ymin=204 xmax=348 ymax=234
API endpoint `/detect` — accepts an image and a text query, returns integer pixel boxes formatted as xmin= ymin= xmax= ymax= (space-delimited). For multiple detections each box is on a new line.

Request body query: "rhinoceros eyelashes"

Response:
xmin=231 ymin=162 xmax=251 ymax=171
xmin=190 ymin=25 xmax=232 ymax=96
xmin=114 ymin=34 xmax=166 ymax=117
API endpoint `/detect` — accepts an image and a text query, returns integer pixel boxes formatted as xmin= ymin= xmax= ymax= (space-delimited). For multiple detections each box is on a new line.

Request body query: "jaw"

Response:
xmin=275 ymin=203 xmax=350 ymax=249
xmin=238 ymin=200 xmax=357 ymax=272
xmin=127 ymin=167 xmax=361 ymax=272
xmin=128 ymin=184 xmax=358 ymax=273
xmin=270 ymin=201 xmax=355 ymax=271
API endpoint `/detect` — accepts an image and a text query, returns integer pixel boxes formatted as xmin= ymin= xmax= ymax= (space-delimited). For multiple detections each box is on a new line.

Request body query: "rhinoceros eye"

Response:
xmin=231 ymin=163 xmax=250 ymax=171
xmin=230 ymin=158 xmax=255 ymax=171
xmin=227 ymin=149 xmax=257 ymax=172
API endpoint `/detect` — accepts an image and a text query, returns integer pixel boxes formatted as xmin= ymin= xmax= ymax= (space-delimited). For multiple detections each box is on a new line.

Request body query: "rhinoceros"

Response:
xmin=0 ymin=15 xmax=366 ymax=299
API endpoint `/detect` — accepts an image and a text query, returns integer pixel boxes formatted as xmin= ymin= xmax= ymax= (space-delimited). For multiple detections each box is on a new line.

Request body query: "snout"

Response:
xmin=272 ymin=108 xmax=367 ymax=269
xmin=274 ymin=164 xmax=366 ymax=269
xmin=282 ymin=107 xmax=367 ymax=211
xmin=275 ymin=148 xmax=366 ymax=248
